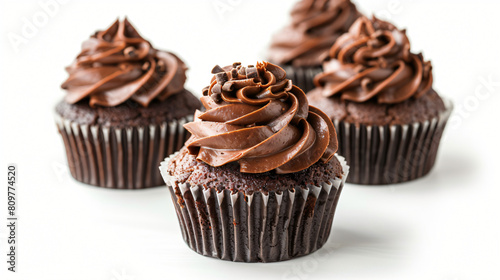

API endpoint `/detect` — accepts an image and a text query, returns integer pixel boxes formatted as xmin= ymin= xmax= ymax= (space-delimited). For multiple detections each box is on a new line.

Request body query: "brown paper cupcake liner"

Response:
xmin=55 ymin=114 xmax=193 ymax=189
xmin=335 ymin=99 xmax=453 ymax=185
xmin=280 ymin=65 xmax=323 ymax=93
xmin=159 ymin=153 xmax=349 ymax=262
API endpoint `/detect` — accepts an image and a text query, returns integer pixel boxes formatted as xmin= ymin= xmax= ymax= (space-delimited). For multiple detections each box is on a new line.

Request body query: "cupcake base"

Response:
xmin=55 ymin=114 xmax=192 ymax=189
xmin=335 ymin=99 xmax=453 ymax=185
xmin=54 ymin=89 xmax=201 ymax=189
xmin=160 ymin=153 xmax=349 ymax=262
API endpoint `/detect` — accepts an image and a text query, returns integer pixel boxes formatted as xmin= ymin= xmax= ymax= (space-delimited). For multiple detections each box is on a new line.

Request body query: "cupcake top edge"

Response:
xmin=166 ymin=147 xmax=344 ymax=194
xmin=183 ymin=61 xmax=338 ymax=174
xmin=268 ymin=0 xmax=361 ymax=67
xmin=314 ymin=16 xmax=434 ymax=104
xmin=61 ymin=18 xmax=187 ymax=108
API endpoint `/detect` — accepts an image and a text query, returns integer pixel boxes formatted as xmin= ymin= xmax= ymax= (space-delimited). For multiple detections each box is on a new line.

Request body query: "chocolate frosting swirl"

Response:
xmin=184 ymin=62 xmax=338 ymax=174
xmin=61 ymin=18 xmax=187 ymax=107
xmin=268 ymin=0 xmax=360 ymax=67
xmin=314 ymin=16 xmax=433 ymax=104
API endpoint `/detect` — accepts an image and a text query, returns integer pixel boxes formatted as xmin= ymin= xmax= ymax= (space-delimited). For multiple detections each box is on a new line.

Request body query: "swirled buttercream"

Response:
xmin=61 ymin=18 xmax=187 ymax=107
xmin=268 ymin=0 xmax=360 ymax=67
xmin=184 ymin=62 xmax=338 ymax=174
xmin=314 ymin=16 xmax=433 ymax=104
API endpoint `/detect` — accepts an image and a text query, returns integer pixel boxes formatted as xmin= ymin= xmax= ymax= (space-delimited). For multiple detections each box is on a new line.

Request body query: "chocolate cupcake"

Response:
xmin=55 ymin=18 xmax=201 ymax=189
xmin=159 ymin=62 xmax=349 ymax=262
xmin=267 ymin=0 xmax=360 ymax=92
xmin=308 ymin=17 xmax=453 ymax=185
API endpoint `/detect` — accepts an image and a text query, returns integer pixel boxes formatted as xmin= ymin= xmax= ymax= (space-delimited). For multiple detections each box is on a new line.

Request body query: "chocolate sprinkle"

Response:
xmin=246 ymin=67 xmax=258 ymax=78
xmin=212 ymin=83 xmax=222 ymax=94
xmin=211 ymin=92 xmax=222 ymax=103
xmin=215 ymin=72 xmax=229 ymax=84
xmin=211 ymin=65 xmax=224 ymax=74
xmin=238 ymin=66 xmax=246 ymax=75
xmin=222 ymin=83 xmax=234 ymax=92
xmin=230 ymin=69 xmax=238 ymax=79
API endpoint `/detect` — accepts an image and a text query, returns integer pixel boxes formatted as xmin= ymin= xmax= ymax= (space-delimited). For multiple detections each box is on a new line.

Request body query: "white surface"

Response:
xmin=1 ymin=0 xmax=499 ymax=279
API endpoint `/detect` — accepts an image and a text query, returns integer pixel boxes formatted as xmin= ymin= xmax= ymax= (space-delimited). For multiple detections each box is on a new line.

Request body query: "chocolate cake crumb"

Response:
xmin=166 ymin=148 xmax=344 ymax=195
xmin=56 ymin=89 xmax=201 ymax=127
xmin=307 ymin=89 xmax=446 ymax=126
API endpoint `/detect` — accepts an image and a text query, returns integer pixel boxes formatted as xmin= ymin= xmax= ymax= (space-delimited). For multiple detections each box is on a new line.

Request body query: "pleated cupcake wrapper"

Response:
xmin=55 ymin=114 xmax=193 ymax=189
xmin=159 ymin=153 xmax=349 ymax=262
xmin=280 ymin=64 xmax=323 ymax=94
xmin=335 ymin=99 xmax=453 ymax=185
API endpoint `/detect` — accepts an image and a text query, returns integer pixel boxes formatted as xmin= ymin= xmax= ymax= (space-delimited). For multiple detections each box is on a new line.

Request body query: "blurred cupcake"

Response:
xmin=160 ymin=62 xmax=349 ymax=262
xmin=267 ymin=0 xmax=360 ymax=92
xmin=308 ymin=17 xmax=453 ymax=185
xmin=55 ymin=18 xmax=201 ymax=189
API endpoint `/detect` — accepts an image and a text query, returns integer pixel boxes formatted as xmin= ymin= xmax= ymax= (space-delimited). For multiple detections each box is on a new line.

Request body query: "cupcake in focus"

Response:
xmin=160 ymin=62 xmax=349 ymax=262
xmin=55 ymin=18 xmax=201 ymax=189
xmin=308 ymin=17 xmax=453 ymax=185
xmin=268 ymin=0 xmax=360 ymax=92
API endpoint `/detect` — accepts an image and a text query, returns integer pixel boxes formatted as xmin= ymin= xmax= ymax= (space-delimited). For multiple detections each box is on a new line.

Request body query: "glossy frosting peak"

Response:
xmin=184 ymin=62 xmax=338 ymax=174
xmin=61 ymin=18 xmax=187 ymax=107
xmin=268 ymin=0 xmax=360 ymax=67
xmin=314 ymin=16 xmax=433 ymax=104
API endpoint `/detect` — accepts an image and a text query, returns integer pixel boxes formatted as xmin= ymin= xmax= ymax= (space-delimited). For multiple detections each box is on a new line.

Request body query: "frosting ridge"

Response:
xmin=314 ymin=16 xmax=433 ymax=104
xmin=268 ymin=0 xmax=360 ymax=67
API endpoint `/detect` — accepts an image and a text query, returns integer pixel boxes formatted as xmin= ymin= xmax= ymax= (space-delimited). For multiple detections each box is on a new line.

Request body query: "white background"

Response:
xmin=1 ymin=0 xmax=499 ymax=279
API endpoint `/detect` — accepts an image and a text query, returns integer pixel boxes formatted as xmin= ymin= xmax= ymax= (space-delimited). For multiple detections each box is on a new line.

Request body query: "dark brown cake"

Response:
xmin=160 ymin=62 xmax=349 ymax=262
xmin=167 ymin=147 xmax=343 ymax=195
xmin=55 ymin=18 xmax=201 ymax=189
xmin=55 ymin=89 xmax=200 ymax=127
xmin=308 ymin=89 xmax=446 ymax=126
